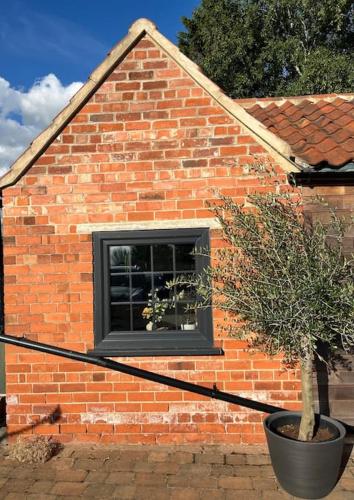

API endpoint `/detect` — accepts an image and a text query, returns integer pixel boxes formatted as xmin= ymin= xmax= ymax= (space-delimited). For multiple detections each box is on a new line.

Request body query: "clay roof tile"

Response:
xmin=325 ymin=148 xmax=353 ymax=167
xmin=241 ymin=94 xmax=354 ymax=168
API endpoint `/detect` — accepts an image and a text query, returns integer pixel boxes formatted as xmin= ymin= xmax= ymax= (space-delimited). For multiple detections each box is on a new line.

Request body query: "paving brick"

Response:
xmin=133 ymin=461 xmax=155 ymax=472
xmin=112 ymin=485 xmax=136 ymax=499
xmin=134 ymin=486 xmax=170 ymax=500
xmin=48 ymin=458 xmax=75 ymax=470
xmin=55 ymin=469 xmax=88 ymax=481
xmin=339 ymin=477 xmax=354 ymax=490
xmin=225 ymin=453 xmax=247 ymax=465
xmin=169 ymin=488 xmax=200 ymax=500
xmin=174 ymin=452 xmax=194 ymax=464
xmin=103 ymin=460 xmax=136 ymax=472
xmin=153 ymin=462 xmax=180 ymax=474
xmin=26 ymin=495 xmax=57 ymax=500
xmin=218 ymin=476 xmax=253 ymax=489
xmin=84 ymin=483 xmax=116 ymax=497
xmin=262 ymin=490 xmax=293 ymax=499
xmin=3 ymin=478 xmax=34 ymax=493
xmin=252 ymin=478 xmax=277 ymax=490
xmin=179 ymin=463 xmax=212 ymax=475
xmin=0 ymin=444 xmax=352 ymax=500
xmin=233 ymin=465 xmax=274 ymax=477
xmin=246 ymin=454 xmax=271 ymax=465
xmin=211 ymin=464 xmax=238 ymax=477
xmin=85 ymin=471 xmax=109 ymax=482
xmin=106 ymin=471 xmax=134 ymax=484
xmin=168 ymin=474 xmax=218 ymax=489
xmin=4 ymin=494 xmax=28 ymax=500
xmin=148 ymin=451 xmax=170 ymax=462
xmin=50 ymin=481 xmax=88 ymax=496
xmin=135 ymin=472 xmax=167 ymax=486
xmin=225 ymin=491 xmax=261 ymax=500
xmin=326 ymin=491 xmax=354 ymax=500
xmin=199 ymin=489 xmax=225 ymax=500
xmin=28 ymin=481 xmax=55 ymax=493
xmin=73 ymin=458 xmax=104 ymax=470
xmin=195 ymin=453 xmax=225 ymax=464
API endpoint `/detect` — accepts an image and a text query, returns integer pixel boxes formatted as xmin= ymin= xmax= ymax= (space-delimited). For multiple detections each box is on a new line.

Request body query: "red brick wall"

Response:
xmin=2 ymin=35 xmax=301 ymax=444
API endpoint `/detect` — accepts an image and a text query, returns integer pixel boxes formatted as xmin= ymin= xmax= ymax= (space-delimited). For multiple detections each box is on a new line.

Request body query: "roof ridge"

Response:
xmin=237 ymin=93 xmax=354 ymax=109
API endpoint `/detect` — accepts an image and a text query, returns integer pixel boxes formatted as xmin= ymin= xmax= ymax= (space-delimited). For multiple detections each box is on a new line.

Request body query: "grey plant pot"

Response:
xmin=264 ymin=411 xmax=346 ymax=499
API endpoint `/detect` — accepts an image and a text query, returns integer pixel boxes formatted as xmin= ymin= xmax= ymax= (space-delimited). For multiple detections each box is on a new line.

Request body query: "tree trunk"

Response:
xmin=298 ymin=354 xmax=315 ymax=441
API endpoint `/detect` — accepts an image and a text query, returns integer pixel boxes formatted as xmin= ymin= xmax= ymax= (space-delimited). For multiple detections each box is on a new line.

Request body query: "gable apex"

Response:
xmin=0 ymin=18 xmax=298 ymax=189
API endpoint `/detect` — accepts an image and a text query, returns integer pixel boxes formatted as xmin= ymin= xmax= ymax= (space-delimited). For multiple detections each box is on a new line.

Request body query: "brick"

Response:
xmin=218 ymin=476 xmax=253 ymax=489
xmin=129 ymin=71 xmax=153 ymax=80
xmin=169 ymin=489 xmax=200 ymax=500
xmin=50 ymin=482 xmax=87 ymax=496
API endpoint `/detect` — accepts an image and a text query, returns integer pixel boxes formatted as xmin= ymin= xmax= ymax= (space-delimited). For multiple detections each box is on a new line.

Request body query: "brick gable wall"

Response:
xmin=2 ymin=35 xmax=301 ymax=444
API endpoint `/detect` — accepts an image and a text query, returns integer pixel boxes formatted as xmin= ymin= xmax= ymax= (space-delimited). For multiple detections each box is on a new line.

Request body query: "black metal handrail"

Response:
xmin=0 ymin=333 xmax=284 ymax=414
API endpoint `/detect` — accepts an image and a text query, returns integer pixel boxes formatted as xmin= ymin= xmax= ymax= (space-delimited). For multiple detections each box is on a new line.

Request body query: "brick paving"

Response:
xmin=0 ymin=443 xmax=353 ymax=499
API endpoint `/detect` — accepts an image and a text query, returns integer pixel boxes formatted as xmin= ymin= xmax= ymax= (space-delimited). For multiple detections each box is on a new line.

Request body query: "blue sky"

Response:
xmin=0 ymin=0 xmax=199 ymax=171
xmin=0 ymin=0 xmax=199 ymax=88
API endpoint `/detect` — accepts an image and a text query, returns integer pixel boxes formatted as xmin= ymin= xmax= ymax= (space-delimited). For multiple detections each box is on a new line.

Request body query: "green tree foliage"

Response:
xmin=171 ymin=187 xmax=354 ymax=440
xmin=179 ymin=0 xmax=354 ymax=97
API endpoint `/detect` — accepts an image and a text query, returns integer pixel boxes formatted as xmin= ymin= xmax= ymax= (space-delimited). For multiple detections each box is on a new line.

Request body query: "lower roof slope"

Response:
xmin=238 ymin=94 xmax=354 ymax=170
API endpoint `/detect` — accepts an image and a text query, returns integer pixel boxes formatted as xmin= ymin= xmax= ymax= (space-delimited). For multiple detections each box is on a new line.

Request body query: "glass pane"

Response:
xmin=176 ymin=302 xmax=197 ymax=331
xmin=131 ymin=245 xmax=151 ymax=272
xmin=176 ymin=244 xmax=195 ymax=271
xmin=158 ymin=306 xmax=176 ymax=331
xmin=154 ymin=273 xmax=174 ymax=299
xmin=131 ymin=274 xmax=152 ymax=302
xmin=132 ymin=303 xmax=150 ymax=331
xmin=110 ymin=274 xmax=130 ymax=302
xmin=111 ymin=304 xmax=131 ymax=331
xmin=110 ymin=246 xmax=130 ymax=271
xmin=153 ymin=244 xmax=173 ymax=271
xmin=175 ymin=272 xmax=196 ymax=301
xmin=134 ymin=303 xmax=176 ymax=331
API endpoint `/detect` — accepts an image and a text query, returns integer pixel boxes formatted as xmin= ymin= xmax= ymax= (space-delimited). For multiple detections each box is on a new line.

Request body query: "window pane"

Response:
xmin=176 ymin=244 xmax=195 ymax=271
xmin=154 ymin=273 xmax=174 ymax=299
xmin=132 ymin=303 xmax=150 ymax=331
xmin=153 ymin=244 xmax=173 ymax=271
xmin=110 ymin=246 xmax=130 ymax=271
xmin=138 ymin=303 xmax=176 ymax=331
xmin=110 ymin=274 xmax=130 ymax=302
xmin=175 ymin=272 xmax=197 ymax=300
xmin=176 ymin=302 xmax=197 ymax=331
xmin=158 ymin=306 xmax=176 ymax=331
xmin=111 ymin=304 xmax=131 ymax=331
xmin=131 ymin=245 xmax=151 ymax=272
xmin=131 ymin=274 xmax=152 ymax=302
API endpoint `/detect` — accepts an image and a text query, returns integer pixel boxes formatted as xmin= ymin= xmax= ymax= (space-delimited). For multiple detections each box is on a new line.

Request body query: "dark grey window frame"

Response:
xmin=90 ymin=228 xmax=222 ymax=356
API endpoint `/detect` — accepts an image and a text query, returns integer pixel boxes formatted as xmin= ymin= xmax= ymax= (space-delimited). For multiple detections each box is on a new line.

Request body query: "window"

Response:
xmin=91 ymin=228 xmax=222 ymax=356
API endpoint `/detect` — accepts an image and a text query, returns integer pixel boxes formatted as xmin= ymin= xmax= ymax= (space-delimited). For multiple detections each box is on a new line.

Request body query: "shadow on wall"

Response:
xmin=0 ymin=405 xmax=61 ymax=443
xmin=315 ymin=343 xmax=354 ymax=437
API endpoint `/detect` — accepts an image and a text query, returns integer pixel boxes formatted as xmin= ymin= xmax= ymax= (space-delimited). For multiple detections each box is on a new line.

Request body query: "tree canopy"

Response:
xmin=178 ymin=0 xmax=354 ymax=98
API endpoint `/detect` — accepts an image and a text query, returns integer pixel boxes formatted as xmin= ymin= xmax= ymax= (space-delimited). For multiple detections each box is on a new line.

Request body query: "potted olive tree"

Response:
xmin=174 ymin=191 xmax=354 ymax=499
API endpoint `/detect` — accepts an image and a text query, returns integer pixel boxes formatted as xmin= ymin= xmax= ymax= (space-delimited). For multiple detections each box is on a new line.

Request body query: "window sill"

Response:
xmin=88 ymin=346 xmax=224 ymax=357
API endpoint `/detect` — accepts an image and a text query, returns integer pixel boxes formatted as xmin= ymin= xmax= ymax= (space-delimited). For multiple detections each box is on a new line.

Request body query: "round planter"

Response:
xmin=264 ymin=411 xmax=346 ymax=499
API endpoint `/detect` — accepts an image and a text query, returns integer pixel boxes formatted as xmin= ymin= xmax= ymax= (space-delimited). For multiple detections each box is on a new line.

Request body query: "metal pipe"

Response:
xmin=0 ymin=333 xmax=283 ymax=414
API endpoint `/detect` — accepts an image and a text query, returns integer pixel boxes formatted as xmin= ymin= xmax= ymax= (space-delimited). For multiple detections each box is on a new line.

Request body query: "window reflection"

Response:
xmin=109 ymin=242 xmax=198 ymax=332
xmin=153 ymin=244 xmax=173 ymax=271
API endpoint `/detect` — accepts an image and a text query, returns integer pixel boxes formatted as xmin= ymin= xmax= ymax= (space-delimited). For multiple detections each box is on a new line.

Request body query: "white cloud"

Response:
xmin=0 ymin=74 xmax=83 ymax=175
